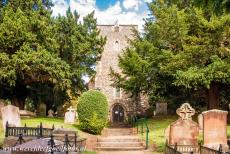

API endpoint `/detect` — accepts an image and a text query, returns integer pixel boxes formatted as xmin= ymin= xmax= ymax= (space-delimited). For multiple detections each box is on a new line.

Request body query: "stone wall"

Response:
xmin=89 ymin=24 xmax=149 ymax=122
xmin=95 ymin=25 xmax=137 ymax=102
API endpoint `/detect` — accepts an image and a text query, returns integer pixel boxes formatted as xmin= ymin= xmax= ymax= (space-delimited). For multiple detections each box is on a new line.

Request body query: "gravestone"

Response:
xmin=198 ymin=114 xmax=203 ymax=131
xmin=0 ymin=100 xmax=5 ymax=118
xmin=19 ymin=110 xmax=36 ymax=118
xmin=38 ymin=103 xmax=46 ymax=116
xmin=56 ymin=105 xmax=64 ymax=117
xmin=1 ymin=105 xmax=21 ymax=129
xmin=168 ymin=103 xmax=199 ymax=145
xmin=48 ymin=109 xmax=54 ymax=117
xmin=64 ymin=106 xmax=76 ymax=124
xmin=202 ymin=109 xmax=228 ymax=151
xmin=156 ymin=103 xmax=167 ymax=115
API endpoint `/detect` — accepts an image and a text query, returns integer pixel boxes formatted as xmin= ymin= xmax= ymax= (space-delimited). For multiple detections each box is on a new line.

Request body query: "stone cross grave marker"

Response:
xmin=176 ymin=103 xmax=195 ymax=120
xmin=168 ymin=103 xmax=199 ymax=145
xmin=1 ymin=105 xmax=21 ymax=129
xmin=64 ymin=106 xmax=76 ymax=124
xmin=202 ymin=109 xmax=228 ymax=151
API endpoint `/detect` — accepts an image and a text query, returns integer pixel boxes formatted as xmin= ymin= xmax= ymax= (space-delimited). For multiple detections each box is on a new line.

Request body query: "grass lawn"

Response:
xmin=0 ymin=117 xmax=96 ymax=154
xmin=138 ymin=116 xmax=230 ymax=154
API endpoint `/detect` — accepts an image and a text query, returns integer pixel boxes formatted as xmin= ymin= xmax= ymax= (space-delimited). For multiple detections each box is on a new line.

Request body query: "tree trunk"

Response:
xmin=207 ymin=82 xmax=220 ymax=109
xmin=11 ymin=83 xmax=27 ymax=110
xmin=11 ymin=96 xmax=26 ymax=110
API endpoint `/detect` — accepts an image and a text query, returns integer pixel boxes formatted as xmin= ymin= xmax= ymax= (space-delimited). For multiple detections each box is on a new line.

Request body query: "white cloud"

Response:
xmin=123 ymin=0 xmax=139 ymax=10
xmin=143 ymin=0 xmax=152 ymax=3
xmin=52 ymin=0 xmax=69 ymax=16
xmin=52 ymin=0 xmax=150 ymax=31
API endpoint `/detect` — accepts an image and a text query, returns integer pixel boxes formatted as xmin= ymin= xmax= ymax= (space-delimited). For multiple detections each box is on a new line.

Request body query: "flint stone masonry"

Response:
xmin=89 ymin=24 xmax=145 ymax=123
xmin=168 ymin=103 xmax=199 ymax=145
xmin=202 ymin=109 xmax=228 ymax=151
xmin=1 ymin=105 xmax=21 ymax=129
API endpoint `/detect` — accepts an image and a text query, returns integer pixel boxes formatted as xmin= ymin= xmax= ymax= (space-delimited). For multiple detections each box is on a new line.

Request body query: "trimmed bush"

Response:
xmin=77 ymin=90 xmax=108 ymax=134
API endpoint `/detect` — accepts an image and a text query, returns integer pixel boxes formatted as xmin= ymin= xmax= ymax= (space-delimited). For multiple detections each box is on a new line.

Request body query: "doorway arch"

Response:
xmin=112 ymin=104 xmax=124 ymax=123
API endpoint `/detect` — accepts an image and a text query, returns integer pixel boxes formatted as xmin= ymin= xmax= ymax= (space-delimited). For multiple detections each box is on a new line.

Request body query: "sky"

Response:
xmin=52 ymin=0 xmax=152 ymax=31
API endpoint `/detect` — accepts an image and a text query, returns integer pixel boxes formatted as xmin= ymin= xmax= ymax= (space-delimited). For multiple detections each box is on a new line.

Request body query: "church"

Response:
xmin=88 ymin=22 xmax=149 ymax=123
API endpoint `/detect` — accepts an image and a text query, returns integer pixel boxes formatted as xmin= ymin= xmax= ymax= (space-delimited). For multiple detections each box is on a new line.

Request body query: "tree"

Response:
xmin=158 ymin=6 xmax=230 ymax=109
xmin=0 ymin=1 xmax=105 ymax=110
xmin=111 ymin=0 xmax=230 ymax=109
xmin=55 ymin=9 xmax=106 ymax=94
xmin=0 ymin=0 xmax=71 ymax=109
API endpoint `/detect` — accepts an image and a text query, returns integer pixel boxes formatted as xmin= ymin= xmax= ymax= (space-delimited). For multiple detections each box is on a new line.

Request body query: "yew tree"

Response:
xmin=0 ymin=0 xmax=71 ymax=109
xmin=111 ymin=0 xmax=230 ymax=109
xmin=55 ymin=9 xmax=106 ymax=94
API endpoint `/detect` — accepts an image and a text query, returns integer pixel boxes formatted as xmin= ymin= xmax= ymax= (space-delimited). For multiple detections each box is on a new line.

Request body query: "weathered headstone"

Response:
xmin=156 ymin=103 xmax=167 ymax=115
xmin=168 ymin=103 xmax=199 ymax=145
xmin=38 ymin=103 xmax=46 ymax=116
xmin=198 ymin=114 xmax=203 ymax=131
xmin=56 ymin=105 xmax=64 ymax=117
xmin=19 ymin=110 xmax=36 ymax=118
xmin=1 ymin=105 xmax=21 ymax=129
xmin=202 ymin=109 xmax=228 ymax=151
xmin=0 ymin=99 xmax=5 ymax=118
xmin=48 ymin=109 xmax=54 ymax=117
xmin=64 ymin=106 xmax=76 ymax=124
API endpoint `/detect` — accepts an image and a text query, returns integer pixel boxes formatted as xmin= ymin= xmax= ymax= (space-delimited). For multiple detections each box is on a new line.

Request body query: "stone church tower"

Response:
xmin=88 ymin=23 xmax=148 ymax=123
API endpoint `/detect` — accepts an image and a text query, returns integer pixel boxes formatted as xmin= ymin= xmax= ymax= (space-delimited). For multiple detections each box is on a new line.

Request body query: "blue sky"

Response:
xmin=52 ymin=0 xmax=151 ymax=31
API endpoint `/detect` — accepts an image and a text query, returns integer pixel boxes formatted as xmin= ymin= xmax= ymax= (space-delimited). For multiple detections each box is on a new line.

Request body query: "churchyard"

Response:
xmin=1 ymin=102 xmax=230 ymax=153
xmin=0 ymin=0 xmax=229 ymax=154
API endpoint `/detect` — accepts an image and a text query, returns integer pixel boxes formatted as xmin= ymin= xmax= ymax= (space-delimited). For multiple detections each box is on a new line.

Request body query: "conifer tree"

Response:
xmin=111 ymin=0 xmax=230 ymax=109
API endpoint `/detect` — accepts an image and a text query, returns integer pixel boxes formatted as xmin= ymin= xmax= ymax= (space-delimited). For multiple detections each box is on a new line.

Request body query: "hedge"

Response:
xmin=77 ymin=90 xmax=108 ymax=134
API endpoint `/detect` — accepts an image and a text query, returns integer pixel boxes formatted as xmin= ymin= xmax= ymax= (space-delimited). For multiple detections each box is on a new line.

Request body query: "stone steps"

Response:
xmin=98 ymin=141 xmax=144 ymax=147
xmin=96 ymin=146 xmax=145 ymax=151
xmin=97 ymin=136 xmax=140 ymax=142
xmin=96 ymin=128 xmax=145 ymax=151
xmin=102 ymin=128 xmax=135 ymax=136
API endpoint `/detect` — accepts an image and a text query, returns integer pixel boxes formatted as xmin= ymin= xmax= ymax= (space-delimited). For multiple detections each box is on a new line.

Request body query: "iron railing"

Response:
xmin=200 ymin=145 xmax=223 ymax=154
xmin=49 ymin=133 xmax=87 ymax=154
xmin=165 ymin=144 xmax=182 ymax=154
xmin=129 ymin=115 xmax=149 ymax=149
xmin=5 ymin=121 xmax=54 ymax=138
xmin=165 ymin=143 xmax=225 ymax=154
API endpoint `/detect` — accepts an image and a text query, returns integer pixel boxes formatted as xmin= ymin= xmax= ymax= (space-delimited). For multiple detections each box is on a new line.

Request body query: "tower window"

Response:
xmin=114 ymin=26 xmax=119 ymax=32
xmin=114 ymin=41 xmax=119 ymax=51
xmin=115 ymin=87 xmax=121 ymax=98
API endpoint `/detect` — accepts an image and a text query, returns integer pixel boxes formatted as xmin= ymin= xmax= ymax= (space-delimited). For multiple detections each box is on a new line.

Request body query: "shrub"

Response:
xmin=80 ymin=112 xmax=107 ymax=134
xmin=77 ymin=90 xmax=108 ymax=134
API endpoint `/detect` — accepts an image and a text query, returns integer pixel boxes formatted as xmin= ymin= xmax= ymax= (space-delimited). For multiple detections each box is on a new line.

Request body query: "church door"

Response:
xmin=112 ymin=104 xmax=124 ymax=123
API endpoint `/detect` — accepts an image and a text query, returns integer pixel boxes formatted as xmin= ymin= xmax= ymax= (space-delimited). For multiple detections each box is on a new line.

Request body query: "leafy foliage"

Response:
xmin=0 ymin=0 xmax=105 ymax=109
xmin=111 ymin=0 xmax=230 ymax=109
xmin=79 ymin=112 xmax=107 ymax=134
xmin=77 ymin=90 xmax=108 ymax=134
xmin=55 ymin=9 xmax=105 ymax=93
